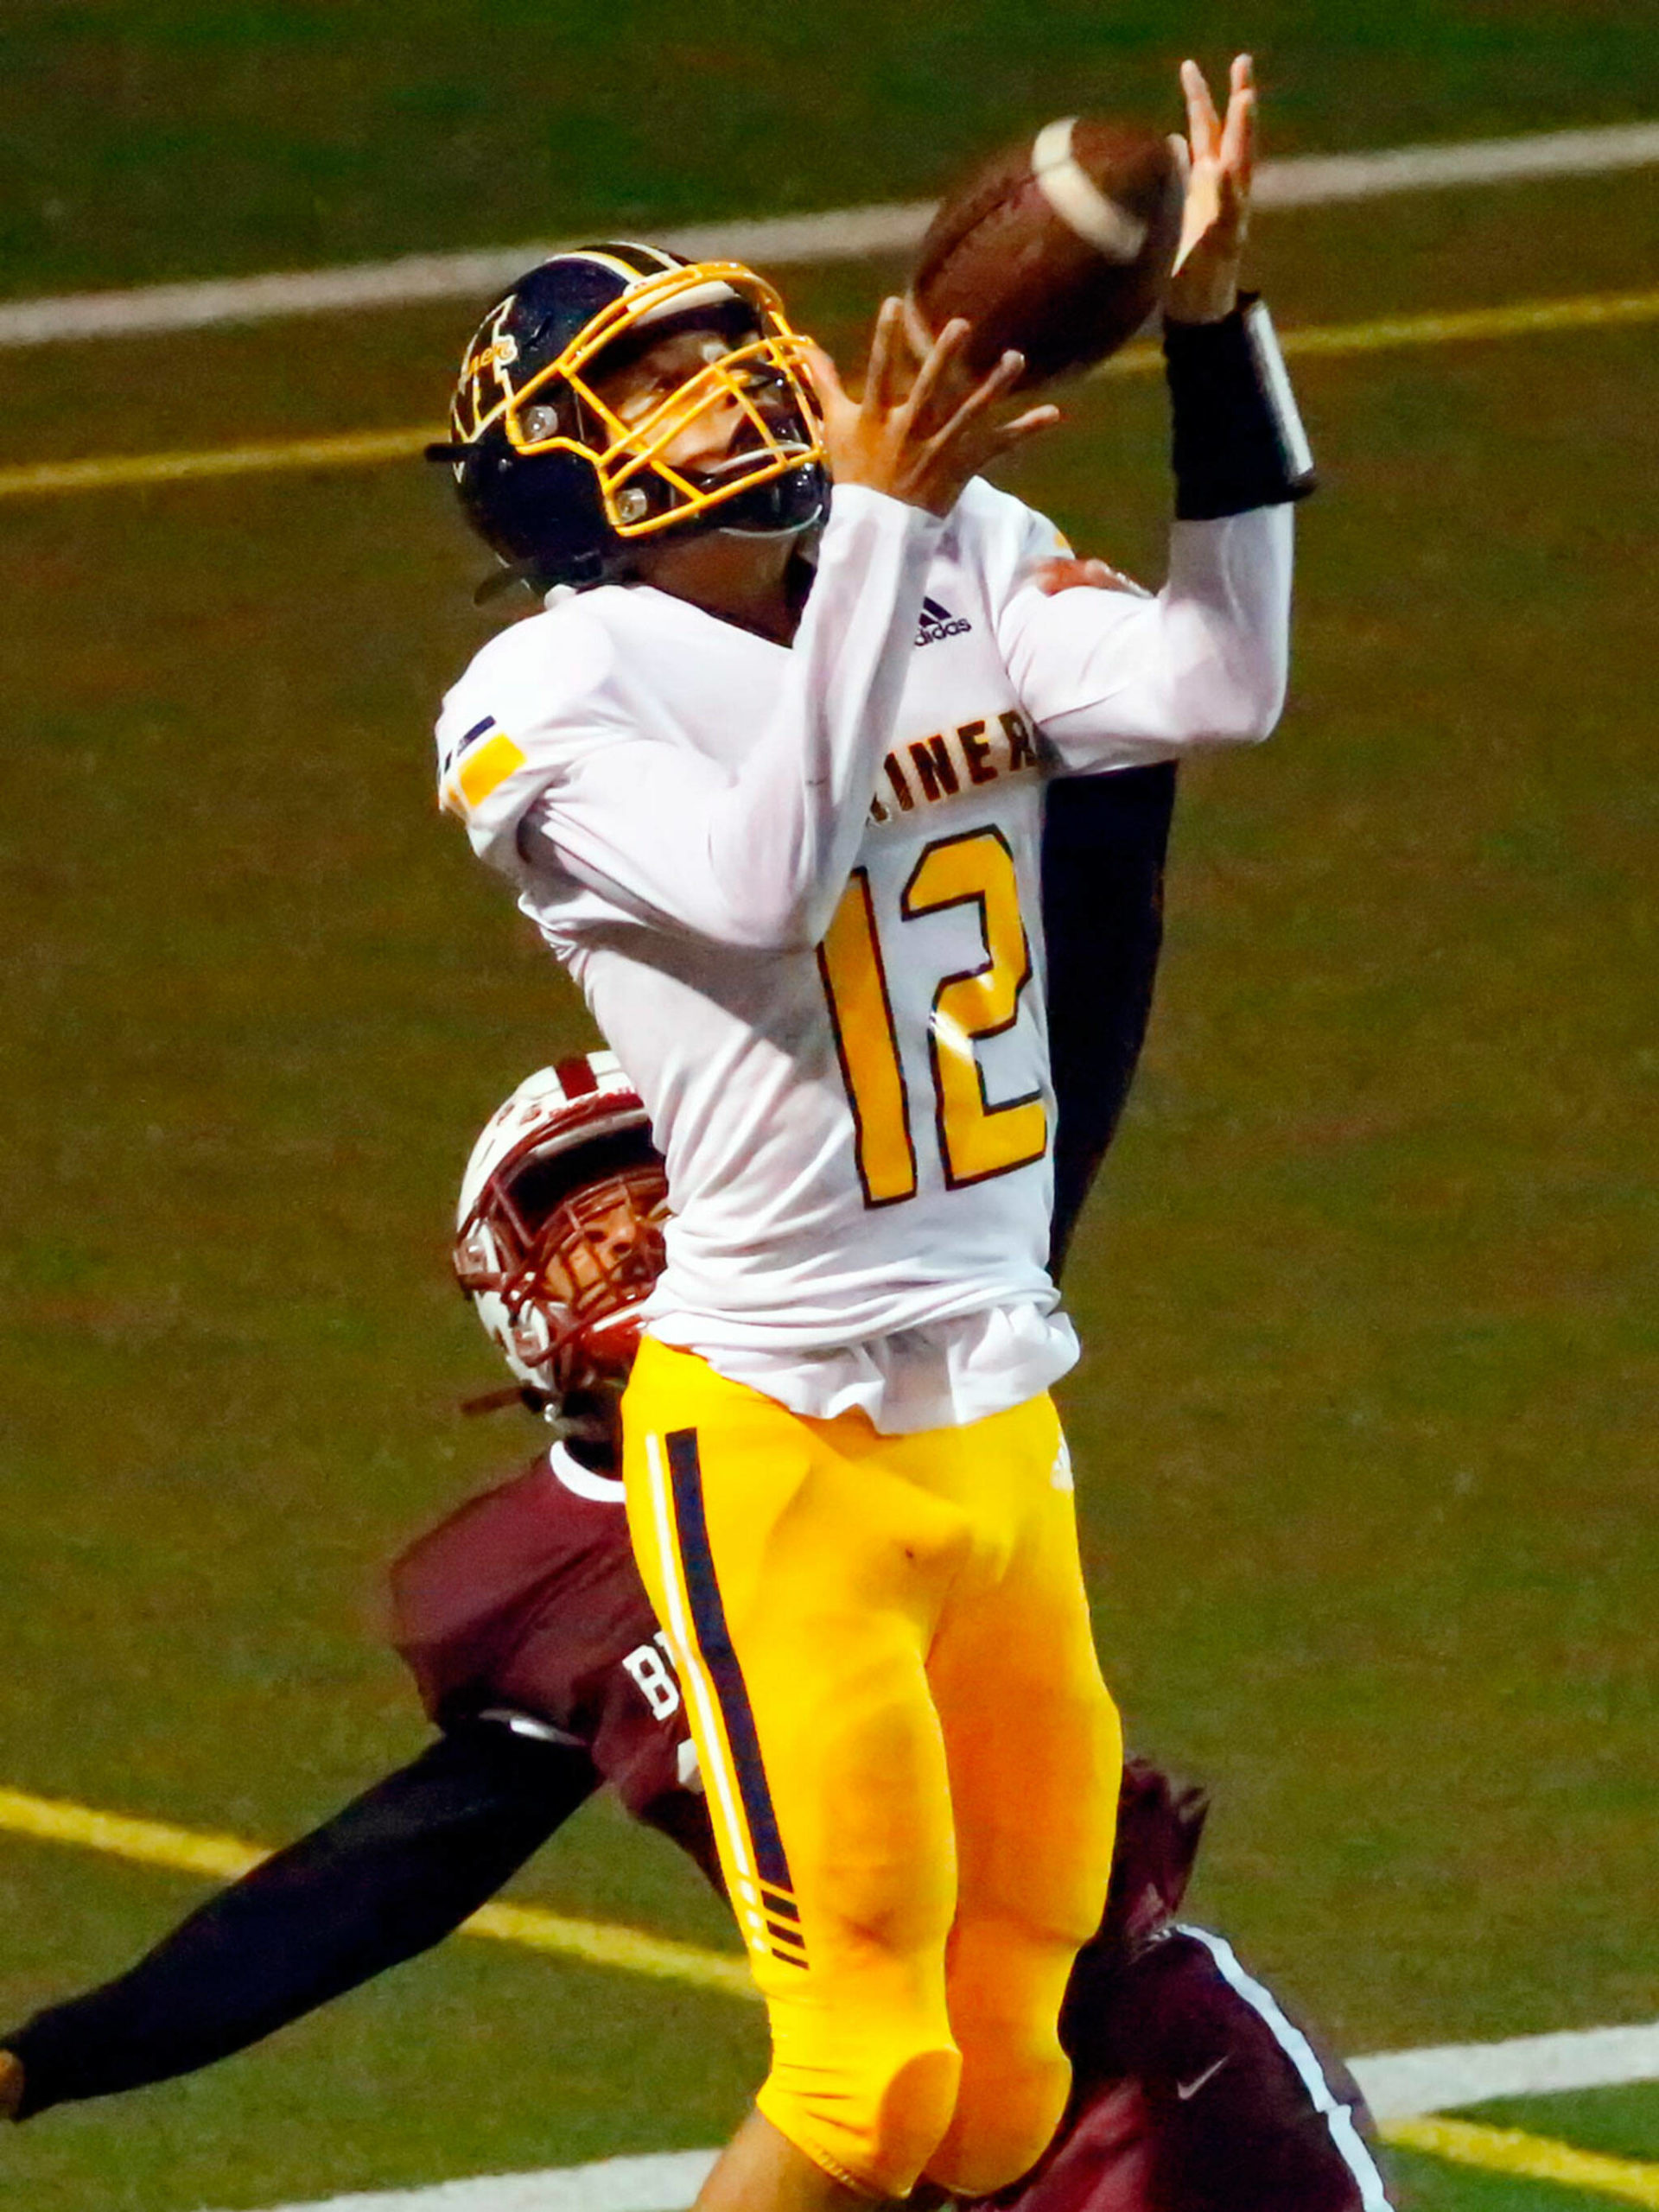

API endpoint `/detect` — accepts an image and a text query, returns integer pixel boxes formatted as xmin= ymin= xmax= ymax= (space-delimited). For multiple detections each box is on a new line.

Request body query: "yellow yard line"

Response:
xmin=0 ymin=1785 xmax=264 ymax=1881
xmin=10 ymin=1785 xmax=1659 ymax=2150
xmin=461 ymin=1899 xmax=755 ymax=1996
xmin=0 ymin=1784 xmax=757 ymax=2003
xmin=1382 ymin=2117 xmax=1659 ymax=2206
xmin=0 ymin=424 xmax=433 ymax=499
xmin=2 ymin=286 xmax=1657 ymax=504
xmin=1096 ymin=284 xmax=1659 ymax=378
xmin=1277 ymin=285 xmax=1659 ymax=359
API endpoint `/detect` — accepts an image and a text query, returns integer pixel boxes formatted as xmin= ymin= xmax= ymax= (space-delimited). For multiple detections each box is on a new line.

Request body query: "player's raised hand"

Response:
xmin=805 ymin=298 xmax=1058 ymax=517
xmin=1165 ymin=54 xmax=1256 ymax=325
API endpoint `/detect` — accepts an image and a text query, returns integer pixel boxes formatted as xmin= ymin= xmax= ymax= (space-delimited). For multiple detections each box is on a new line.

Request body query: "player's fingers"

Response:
xmin=896 ymin=294 xmax=934 ymax=376
xmin=929 ymin=346 xmax=1027 ymax=448
xmin=988 ymin=402 xmax=1061 ymax=454
xmin=1180 ymin=58 xmax=1221 ymax=161
xmin=799 ymin=342 xmax=848 ymax=410
xmin=1236 ymin=91 xmax=1258 ymax=196
xmin=907 ymin=349 xmax=1027 ymax=487
xmin=944 ymin=403 xmax=1061 ymax=478
xmin=799 ymin=342 xmax=857 ymax=437
xmin=910 ymin=386 xmax=1055 ymax=512
xmin=901 ymin=316 xmax=972 ymax=430
xmin=1221 ymin=69 xmax=1257 ymax=193
xmin=1173 ymin=162 xmax=1220 ymax=270
xmin=1221 ymin=164 xmax=1247 ymax=245
xmin=864 ymin=296 xmax=905 ymax=416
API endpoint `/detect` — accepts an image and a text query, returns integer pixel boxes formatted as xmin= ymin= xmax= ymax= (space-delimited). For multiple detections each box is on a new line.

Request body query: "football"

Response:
xmin=906 ymin=116 xmax=1186 ymax=388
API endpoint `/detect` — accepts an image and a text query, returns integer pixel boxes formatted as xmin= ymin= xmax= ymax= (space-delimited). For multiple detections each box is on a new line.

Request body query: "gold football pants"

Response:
xmin=621 ymin=1338 xmax=1122 ymax=2200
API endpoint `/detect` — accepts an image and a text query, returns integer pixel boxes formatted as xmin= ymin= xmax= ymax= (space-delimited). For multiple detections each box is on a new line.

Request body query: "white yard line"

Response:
xmin=1247 ymin=118 xmax=1659 ymax=205
xmin=226 ymin=2151 xmax=721 ymax=2212
xmin=1355 ymin=2019 xmax=1659 ymax=2121
xmin=227 ymin=2018 xmax=1659 ymax=2212
xmin=3 ymin=119 xmax=1656 ymax=351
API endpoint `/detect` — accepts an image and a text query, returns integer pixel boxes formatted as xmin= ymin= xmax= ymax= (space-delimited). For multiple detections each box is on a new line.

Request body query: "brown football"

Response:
xmin=907 ymin=116 xmax=1185 ymax=388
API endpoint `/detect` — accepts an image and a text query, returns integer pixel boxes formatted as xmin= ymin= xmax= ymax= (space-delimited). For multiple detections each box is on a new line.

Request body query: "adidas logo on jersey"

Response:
xmin=914 ymin=596 xmax=972 ymax=647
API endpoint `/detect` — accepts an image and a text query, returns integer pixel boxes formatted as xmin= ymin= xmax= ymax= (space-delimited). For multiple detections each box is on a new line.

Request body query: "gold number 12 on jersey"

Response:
xmin=817 ymin=825 xmax=1048 ymax=1207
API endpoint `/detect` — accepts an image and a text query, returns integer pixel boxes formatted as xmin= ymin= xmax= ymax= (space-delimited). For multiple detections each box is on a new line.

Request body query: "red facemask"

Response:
xmin=455 ymin=1155 xmax=669 ymax=1401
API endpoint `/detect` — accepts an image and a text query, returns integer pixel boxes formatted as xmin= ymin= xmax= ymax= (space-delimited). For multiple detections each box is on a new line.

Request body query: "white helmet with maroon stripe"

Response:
xmin=454 ymin=1052 xmax=668 ymax=1406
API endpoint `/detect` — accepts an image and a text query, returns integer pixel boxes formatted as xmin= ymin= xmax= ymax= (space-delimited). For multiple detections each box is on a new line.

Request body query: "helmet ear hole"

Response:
xmin=508 ymin=1307 xmax=556 ymax=1369
xmin=454 ymin=1218 xmax=506 ymax=1288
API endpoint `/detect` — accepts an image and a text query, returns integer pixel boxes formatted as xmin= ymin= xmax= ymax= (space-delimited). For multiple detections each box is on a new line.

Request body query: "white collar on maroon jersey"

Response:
xmin=547 ymin=1439 xmax=626 ymax=1505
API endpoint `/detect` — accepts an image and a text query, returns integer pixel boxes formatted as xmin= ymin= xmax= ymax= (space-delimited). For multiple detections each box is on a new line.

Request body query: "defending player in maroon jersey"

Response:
xmin=388 ymin=1431 xmax=717 ymax=1874
xmin=1 ymin=1020 xmax=1389 ymax=2212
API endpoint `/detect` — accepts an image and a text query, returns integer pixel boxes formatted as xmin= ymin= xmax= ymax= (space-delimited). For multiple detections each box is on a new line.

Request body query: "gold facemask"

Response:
xmin=450 ymin=258 xmax=826 ymax=540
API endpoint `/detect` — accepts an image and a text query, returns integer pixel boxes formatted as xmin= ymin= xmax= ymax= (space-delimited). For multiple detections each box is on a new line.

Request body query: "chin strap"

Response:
xmin=473 ymin=561 xmax=542 ymax=607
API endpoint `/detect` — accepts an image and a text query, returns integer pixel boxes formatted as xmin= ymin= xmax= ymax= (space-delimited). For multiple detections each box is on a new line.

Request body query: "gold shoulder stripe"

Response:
xmin=456 ymin=729 xmax=529 ymax=810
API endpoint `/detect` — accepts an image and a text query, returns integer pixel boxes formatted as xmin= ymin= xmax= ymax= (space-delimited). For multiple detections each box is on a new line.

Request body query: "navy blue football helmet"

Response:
xmin=432 ymin=242 xmax=829 ymax=595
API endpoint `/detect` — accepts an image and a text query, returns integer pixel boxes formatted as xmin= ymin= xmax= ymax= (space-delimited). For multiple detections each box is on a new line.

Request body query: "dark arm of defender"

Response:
xmin=2 ymin=1722 xmax=596 ymax=2119
xmin=1042 ymin=296 xmax=1313 ymax=1274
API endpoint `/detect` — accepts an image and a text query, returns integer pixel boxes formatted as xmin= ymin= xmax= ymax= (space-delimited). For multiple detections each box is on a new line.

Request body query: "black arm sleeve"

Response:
xmin=1165 ymin=296 xmax=1317 ymax=522
xmin=1042 ymin=762 xmax=1178 ymax=1276
xmin=3 ymin=1723 xmax=598 ymax=2119
xmin=1041 ymin=308 xmax=1310 ymax=1273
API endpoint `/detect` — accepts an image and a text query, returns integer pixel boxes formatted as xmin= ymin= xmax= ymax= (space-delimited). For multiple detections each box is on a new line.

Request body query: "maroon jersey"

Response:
xmin=388 ymin=1441 xmax=692 ymax=1824
xmin=1025 ymin=1928 xmax=1389 ymax=2212
xmin=1002 ymin=1763 xmax=1391 ymax=2212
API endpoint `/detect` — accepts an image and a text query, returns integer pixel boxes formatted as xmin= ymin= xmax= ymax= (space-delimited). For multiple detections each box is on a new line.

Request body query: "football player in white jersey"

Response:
xmin=431 ymin=56 xmax=1311 ymax=2212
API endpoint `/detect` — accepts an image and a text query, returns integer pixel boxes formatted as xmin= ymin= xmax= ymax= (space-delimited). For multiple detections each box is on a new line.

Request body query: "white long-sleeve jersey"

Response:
xmin=436 ymin=478 xmax=1291 ymax=1432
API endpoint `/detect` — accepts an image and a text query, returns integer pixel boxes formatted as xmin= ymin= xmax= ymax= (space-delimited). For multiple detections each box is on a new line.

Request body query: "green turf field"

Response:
xmin=3 ymin=0 xmax=1659 ymax=296
xmin=3 ymin=6 xmax=1656 ymax=2208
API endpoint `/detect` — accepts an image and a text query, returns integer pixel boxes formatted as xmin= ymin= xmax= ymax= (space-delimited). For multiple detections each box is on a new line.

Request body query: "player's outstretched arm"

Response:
xmin=990 ymin=61 xmax=1309 ymax=763
xmin=1 ymin=1726 xmax=594 ymax=2120
xmin=998 ymin=491 xmax=1295 ymax=760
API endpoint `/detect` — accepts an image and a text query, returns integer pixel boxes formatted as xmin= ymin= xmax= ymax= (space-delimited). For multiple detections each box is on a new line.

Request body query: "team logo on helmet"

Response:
xmin=454 ymin=302 xmax=522 ymax=441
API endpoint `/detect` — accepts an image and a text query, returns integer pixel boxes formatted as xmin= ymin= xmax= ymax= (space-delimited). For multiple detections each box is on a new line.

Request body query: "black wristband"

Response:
xmin=1164 ymin=296 xmax=1316 ymax=521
